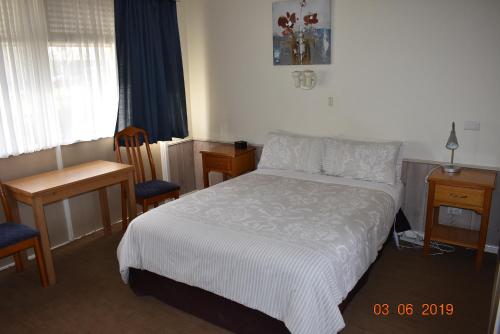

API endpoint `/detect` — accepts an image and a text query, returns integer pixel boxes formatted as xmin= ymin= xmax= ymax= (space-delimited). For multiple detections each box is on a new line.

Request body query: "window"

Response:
xmin=0 ymin=0 xmax=118 ymax=158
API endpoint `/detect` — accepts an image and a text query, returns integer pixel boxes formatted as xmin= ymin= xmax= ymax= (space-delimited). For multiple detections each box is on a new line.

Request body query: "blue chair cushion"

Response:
xmin=0 ymin=222 xmax=39 ymax=248
xmin=135 ymin=180 xmax=180 ymax=200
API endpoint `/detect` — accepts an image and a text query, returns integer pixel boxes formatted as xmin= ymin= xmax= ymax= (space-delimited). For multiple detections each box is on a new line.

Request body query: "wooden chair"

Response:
xmin=114 ymin=127 xmax=180 ymax=228
xmin=0 ymin=182 xmax=48 ymax=287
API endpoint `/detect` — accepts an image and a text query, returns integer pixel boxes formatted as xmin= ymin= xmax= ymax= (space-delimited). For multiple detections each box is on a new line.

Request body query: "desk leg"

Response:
xmin=423 ymin=183 xmax=436 ymax=256
xmin=476 ymin=189 xmax=493 ymax=270
xmin=126 ymin=171 xmax=137 ymax=222
xmin=32 ymin=196 xmax=56 ymax=285
xmin=120 ymin=182 xmax=128 ymax=231
xmin=203 ymin=169 xmax=210 ymax=188
xmin=98 ymin=188 xmax=111 ymax=235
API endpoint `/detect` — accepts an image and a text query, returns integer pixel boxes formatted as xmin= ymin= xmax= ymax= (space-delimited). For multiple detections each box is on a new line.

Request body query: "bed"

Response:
xmin=118 ymin=133 xmax=404 ymax=333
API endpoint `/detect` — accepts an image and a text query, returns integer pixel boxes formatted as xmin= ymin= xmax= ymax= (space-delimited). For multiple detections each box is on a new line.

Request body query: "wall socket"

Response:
xmin=447 ymin=207 xmax=463 ymax=215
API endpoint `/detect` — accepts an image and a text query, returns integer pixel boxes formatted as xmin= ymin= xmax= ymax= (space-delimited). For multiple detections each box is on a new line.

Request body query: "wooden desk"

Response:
xmin=3 ymin=160 xmax=137 ymax=285
xmin=423 ymin=167 xmax=496 ymax=269
xmin=200 ymin=144 xmax=256 ymax=188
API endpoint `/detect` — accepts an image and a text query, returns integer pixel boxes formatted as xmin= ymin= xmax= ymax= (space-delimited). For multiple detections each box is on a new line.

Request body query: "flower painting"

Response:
xmin=273 ymin=0 xmax=331 ymax=65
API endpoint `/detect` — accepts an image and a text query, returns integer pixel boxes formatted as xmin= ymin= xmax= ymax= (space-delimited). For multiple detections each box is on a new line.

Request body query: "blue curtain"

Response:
xmin=114 ymin=0 xmax=188 ymax=143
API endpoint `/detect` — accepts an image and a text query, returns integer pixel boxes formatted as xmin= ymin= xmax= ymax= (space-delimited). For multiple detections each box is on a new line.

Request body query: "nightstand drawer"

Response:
xmin=435 ymin=184 xmax=484 ymax=208
xmin=204 ymin=156 xmax=231 ymax=172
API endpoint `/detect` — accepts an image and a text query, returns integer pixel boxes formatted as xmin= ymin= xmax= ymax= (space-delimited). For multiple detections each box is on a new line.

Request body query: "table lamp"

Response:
xmin=442 ymin=121 xmax=461 ymax=173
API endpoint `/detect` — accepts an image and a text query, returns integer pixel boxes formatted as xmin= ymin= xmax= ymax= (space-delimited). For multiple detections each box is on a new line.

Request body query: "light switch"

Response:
xmin=464 ymin=121 xmax=480 ymax=131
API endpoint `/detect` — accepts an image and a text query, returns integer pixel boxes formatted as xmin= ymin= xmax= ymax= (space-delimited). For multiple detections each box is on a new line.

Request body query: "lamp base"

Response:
xmin=442 ymin=164 xmax=461 ymax=173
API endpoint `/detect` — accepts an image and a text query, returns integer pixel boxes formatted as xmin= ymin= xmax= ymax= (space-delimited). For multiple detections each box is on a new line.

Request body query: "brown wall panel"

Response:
xmin=61 ymin=138 xmax=121 ymax=237
xmin=1 ymin=138 xmax=499 ymax=271
xmin=193 ymin=141 xmax=500 ymax=246
xmin=168 ymin=140 xmax=196 ymax=194
xmin=0 ymin=148 xmax=67 ymax=268
xmin=0 ymin=138 xmax=190 ymax=270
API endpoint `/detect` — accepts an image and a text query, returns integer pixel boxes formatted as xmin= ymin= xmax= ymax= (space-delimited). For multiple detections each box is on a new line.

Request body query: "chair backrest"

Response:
xmin=114 ymin=126 xmax=157 ymax=184
xmin=0 ymin=182 xmax=13 ymax=221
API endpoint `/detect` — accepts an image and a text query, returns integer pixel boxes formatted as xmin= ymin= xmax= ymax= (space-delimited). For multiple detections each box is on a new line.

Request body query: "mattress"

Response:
xmin=117 ymin=169 xmax=402 ymax=333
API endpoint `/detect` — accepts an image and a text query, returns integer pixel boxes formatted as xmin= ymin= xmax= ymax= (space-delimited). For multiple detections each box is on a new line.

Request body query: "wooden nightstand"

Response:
xmin=423 ymin=167 xmax=496 ymax=269
xmin=200 ymin=144 xmax=256 ymax=188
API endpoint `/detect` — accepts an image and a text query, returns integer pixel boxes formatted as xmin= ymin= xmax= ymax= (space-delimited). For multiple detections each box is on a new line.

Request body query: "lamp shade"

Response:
xmin=446 ymin=122 xmax=459 ymax=150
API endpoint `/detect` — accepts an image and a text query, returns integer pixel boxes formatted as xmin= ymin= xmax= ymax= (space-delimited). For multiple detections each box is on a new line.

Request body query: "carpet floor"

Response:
xmin=0 ymin=225 xmax=496 ymax=334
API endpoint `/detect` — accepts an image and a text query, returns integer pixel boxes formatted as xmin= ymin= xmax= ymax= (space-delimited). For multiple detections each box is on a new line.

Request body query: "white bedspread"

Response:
xmin=118 ymin=170 xmax=401 ymax=333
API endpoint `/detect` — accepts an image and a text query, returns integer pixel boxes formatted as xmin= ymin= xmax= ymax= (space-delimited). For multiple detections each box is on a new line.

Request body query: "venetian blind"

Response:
xmin=0 ymin=0 xmax=118 ymax=158
xmin=45 ymin=0 xmax=114 ymax=43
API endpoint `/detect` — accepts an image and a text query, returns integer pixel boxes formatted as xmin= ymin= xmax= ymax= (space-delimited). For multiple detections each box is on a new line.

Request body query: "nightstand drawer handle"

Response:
xmin=449 ymin=193 xmax=467 ymax=199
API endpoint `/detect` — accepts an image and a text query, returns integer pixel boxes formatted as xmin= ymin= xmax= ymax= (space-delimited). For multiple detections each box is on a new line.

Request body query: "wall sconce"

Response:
xmin=292 ymin=70 xmax=317 ymax=90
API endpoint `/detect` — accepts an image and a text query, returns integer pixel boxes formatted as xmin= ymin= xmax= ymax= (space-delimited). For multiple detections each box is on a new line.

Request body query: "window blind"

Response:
xmin=0 ymin=0 xmax=118 ymax=158
xmin=45 ymin=0 xmax=114 ymax=43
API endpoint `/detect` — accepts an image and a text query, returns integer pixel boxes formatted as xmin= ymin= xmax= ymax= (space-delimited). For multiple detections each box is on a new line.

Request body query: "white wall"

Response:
xmin=181 ymin=0 xmax=500 ymax=168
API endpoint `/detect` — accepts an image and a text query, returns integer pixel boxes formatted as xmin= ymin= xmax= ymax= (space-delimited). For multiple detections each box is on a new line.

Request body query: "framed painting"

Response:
xmin=272 ymin=0 xmax=331 ymax=65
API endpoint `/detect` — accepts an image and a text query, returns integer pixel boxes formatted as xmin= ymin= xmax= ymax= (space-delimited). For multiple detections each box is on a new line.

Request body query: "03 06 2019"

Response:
xmin=373 ymin=303 xmax=454 ymax=317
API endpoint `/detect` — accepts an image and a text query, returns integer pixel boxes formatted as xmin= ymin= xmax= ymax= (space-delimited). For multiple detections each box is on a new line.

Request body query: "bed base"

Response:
xmin=127 ymin=229 xmax=394 ymax=334
xmin=129 ymin=266 xmax=371 ymax=334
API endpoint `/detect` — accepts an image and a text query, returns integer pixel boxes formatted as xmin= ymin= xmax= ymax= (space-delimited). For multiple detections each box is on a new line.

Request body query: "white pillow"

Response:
xmin=323 ymin=137 xmax=402 ymax=185
xmin=258 ymin=132 xmax=324 ymax=173
xmin=333 ymin=134 xmax=405 ymax=183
